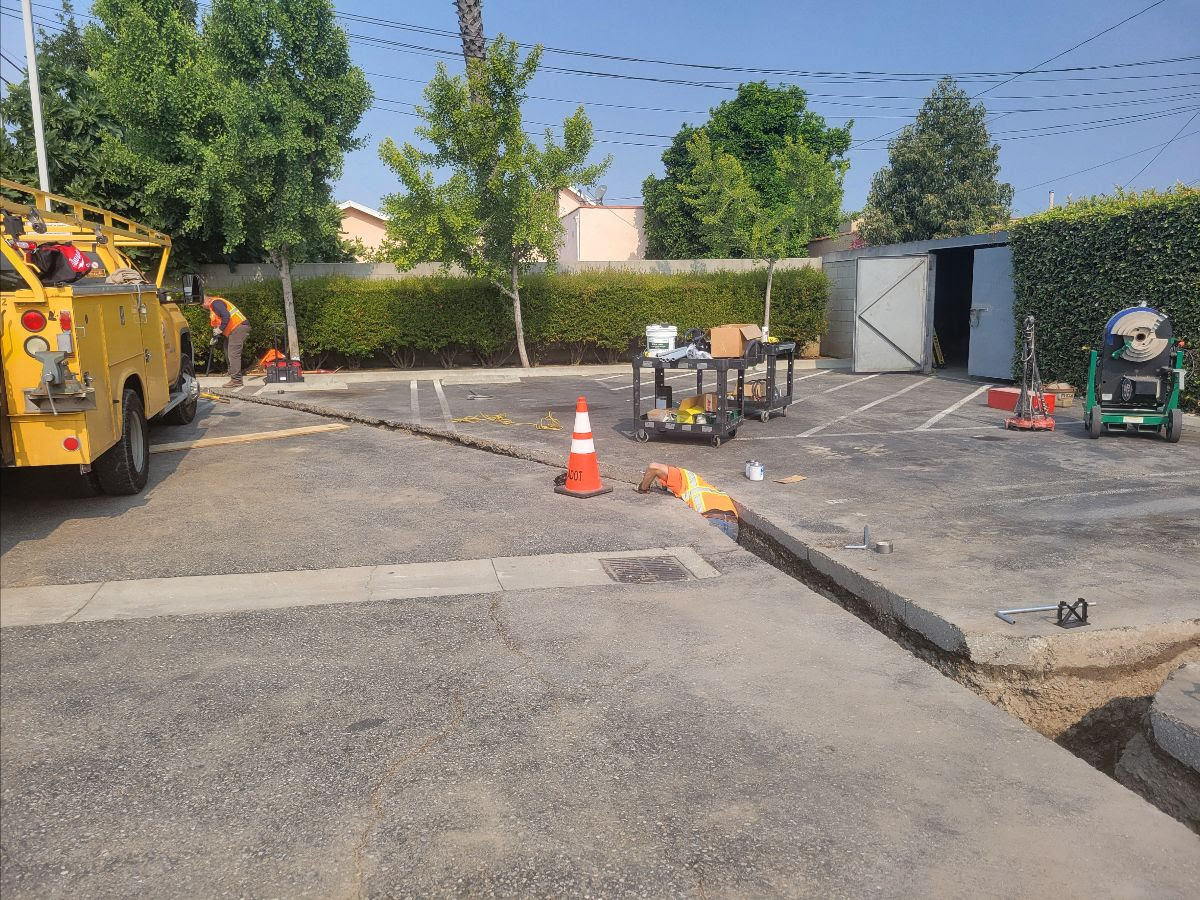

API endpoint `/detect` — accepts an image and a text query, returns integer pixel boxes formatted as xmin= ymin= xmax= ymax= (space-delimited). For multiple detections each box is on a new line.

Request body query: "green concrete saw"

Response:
xmin=1084 ymin=305 xmax=1187 ymax=442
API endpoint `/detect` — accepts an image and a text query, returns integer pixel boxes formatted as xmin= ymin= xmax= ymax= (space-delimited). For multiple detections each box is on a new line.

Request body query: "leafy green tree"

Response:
xmin=86 ymin=0 xmax=247 ymax=268
xmin=860 ymin=77 xmax=1013 ymax=245
xmin=643 ymin=82 xmax=851 ymax=259
xmin=205 ymin=0 xmax=371 ymax=361
xmin=680 ymin=132 xmax=843 ymax=334
xmin=378 ymin=38 xmax=610 ymax=368
xmin=0 ymin=4 xmax=129 ymax=211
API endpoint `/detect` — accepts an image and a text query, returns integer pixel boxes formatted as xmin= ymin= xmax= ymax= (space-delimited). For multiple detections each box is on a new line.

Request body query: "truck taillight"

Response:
xmin=21 ymin=310 xmax=47 ymax=332
xmin=59 ymin=310 xmax=73 ymax=331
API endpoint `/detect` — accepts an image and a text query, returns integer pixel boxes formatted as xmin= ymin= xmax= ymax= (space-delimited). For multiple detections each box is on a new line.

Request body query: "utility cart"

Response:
xmin=742 ymin=340 xmax=797 ymax=423
xmin=632 ymin=354 xmax=750 ymax=448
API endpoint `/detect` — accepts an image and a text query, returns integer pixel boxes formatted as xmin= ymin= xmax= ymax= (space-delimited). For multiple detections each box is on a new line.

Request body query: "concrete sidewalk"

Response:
xmin=0 ymin=547 xmax=718 ymax=627
xmin=198 ymin=357 xmax=852 ymax=392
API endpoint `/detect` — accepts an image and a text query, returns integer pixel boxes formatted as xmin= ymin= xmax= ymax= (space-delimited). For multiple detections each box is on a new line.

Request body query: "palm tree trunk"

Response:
xmin=454 ymin=1 xmax=485 ymax=64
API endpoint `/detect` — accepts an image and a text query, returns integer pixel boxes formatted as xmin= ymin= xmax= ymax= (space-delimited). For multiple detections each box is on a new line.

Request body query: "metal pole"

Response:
xmin=21 ymin=0 xmax=52 ymax=195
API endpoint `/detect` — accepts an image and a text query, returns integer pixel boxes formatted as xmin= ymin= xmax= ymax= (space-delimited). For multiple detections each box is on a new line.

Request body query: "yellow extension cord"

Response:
xmin=451 ymin=411 xmax=563 ymax=431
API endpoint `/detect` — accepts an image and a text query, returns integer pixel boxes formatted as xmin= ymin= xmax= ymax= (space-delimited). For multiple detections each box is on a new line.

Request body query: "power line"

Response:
xmin=847 ymin=0 xmax=1175 ymax=151
xmin=332 ymin=7 xmax=1196 ymax=82
xmin=1122 ymin=110 xmax=1200 ymax=186
xmin=976 ymin=0 xmax=1172 ymax=99
xmin=1015 ymin=128 xmax=1200 ymax=191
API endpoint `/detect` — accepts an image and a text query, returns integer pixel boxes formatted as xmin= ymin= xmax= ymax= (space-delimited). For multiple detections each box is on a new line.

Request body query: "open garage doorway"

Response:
xmin=929 ymin=244 xmax=1015 ymax=380
xmin=931 ymin=248 xmax=974 ymax=371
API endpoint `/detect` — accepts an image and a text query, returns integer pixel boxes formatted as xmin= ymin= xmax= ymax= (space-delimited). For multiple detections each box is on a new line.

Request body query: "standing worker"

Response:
xmin=636 ymin=461 xmax=739 ymax=540
xmin=202 ymin=295 xmax=250 ymax=388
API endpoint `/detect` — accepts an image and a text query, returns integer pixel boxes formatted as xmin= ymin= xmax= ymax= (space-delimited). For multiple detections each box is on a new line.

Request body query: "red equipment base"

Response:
xmin=1005 ymin=415 xmax=1055 ymax=431
xmin=988 ymin=386 xmax=1056 ymax=414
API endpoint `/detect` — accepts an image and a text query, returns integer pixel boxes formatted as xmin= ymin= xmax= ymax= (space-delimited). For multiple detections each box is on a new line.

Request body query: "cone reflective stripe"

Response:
xmin=555 ymin=396 xmax=612 ymax=498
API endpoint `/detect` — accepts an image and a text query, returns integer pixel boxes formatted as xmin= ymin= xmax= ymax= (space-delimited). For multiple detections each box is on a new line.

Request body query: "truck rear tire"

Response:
xmin=93 ymin=388 xmax=150 ymax=495
xmin=159 ymin=352 xmax=198 ymax=426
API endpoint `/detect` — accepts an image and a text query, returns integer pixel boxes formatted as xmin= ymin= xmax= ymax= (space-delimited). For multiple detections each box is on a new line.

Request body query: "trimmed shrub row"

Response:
xmin=1010 ymin=187 xmax=1199 ymax=411
xmin=186 ymin=267 xmax=830 ymax=368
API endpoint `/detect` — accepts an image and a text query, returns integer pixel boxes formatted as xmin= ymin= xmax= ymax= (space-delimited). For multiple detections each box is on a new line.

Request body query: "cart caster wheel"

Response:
xmin=1086 ymin=406 xmax=1103 ymax=439
xmin=780 ymin=405 xmax=787 ymax=417
xmin=759 ymin=411 xmax=770 ymax=423
xmin=711 ymin=436 xmax=722 ymax=448
xmin=635 ymin=429 xmax=650 ymax=443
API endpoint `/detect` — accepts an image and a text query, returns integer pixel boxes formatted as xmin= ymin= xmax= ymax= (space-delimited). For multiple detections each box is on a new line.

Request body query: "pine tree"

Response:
xmin=860 ymin=77 xmax=1013 ymax=245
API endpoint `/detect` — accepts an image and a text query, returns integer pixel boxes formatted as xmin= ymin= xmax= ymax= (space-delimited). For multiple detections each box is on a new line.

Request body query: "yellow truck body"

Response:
xmin=1 ymin=179 xmax=198 ymax=494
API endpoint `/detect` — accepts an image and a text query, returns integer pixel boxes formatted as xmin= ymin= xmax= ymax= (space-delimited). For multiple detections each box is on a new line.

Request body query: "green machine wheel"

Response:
xmin=1165 ymin=408 xmax=1183 ymax=443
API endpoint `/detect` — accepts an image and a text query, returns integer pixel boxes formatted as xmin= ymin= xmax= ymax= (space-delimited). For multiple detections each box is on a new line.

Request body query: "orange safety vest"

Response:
xmin=208 ymin=297 xmax=248 ymax=336
xmin=664 ymin=466 xmax=737 ymax=517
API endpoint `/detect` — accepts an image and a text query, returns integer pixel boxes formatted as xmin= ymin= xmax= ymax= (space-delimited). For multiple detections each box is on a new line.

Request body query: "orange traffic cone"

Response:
xmin=554 ymin=396 xmax=612 ymax=498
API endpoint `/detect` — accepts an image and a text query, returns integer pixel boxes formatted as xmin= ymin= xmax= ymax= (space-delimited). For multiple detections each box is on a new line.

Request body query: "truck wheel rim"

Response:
xmin=131 ymin=415 xmax=146 ymax=472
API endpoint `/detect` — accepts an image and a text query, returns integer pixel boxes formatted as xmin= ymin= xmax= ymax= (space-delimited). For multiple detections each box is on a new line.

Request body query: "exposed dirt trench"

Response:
xmin=737 ymin=521 xmax=1200 ymax=831
xmin=216 ymin=388 xmax=1200 ymax=830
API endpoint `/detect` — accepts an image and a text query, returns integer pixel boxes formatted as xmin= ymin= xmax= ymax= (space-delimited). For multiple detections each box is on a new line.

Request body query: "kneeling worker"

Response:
xmin=636 ymin=462 xmax=739 ymax=540
xmin=202 ymin=294 xmax=250 ymax=388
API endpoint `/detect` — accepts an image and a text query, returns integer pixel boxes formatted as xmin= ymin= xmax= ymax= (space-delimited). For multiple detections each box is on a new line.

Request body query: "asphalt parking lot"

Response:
xmin=229 ymin=365 xmax=1200 ymax=670
xmin=3 ymin=395 xmax=1198 ymax=895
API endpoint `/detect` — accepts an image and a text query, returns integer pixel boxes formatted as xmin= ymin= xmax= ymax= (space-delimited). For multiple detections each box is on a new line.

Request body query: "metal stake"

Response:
xmin=845 ymin=526 xmax=870 ymax=550
xmin=996 ymin=600 xmax=1098 ymax=625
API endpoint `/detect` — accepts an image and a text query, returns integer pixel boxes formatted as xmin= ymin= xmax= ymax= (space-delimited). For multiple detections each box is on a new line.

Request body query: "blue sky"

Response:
xmin=3 ymin=0 xmax=1198 ymax=220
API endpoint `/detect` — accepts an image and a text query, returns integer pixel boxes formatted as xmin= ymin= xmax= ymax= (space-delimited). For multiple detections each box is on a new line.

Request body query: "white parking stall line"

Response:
xmin=596 ymin=373 xmax=626 ymax=381
xmin=794 ymin=369 xmax=834 ymax=382
xmin=746 ymin=425 xmax=990 ymax=441
xmin=798 ymin=377 xmax=934 ymax=437
xmin=791 ymin=373 xmax=879 ymax=405
xmin=915 ymin=385 xmax=989 ymax=431
xmin=822 ymin=373 xmax=880 ymax=394
xmin=409 ymin=380 xmax=421 ymax=424
xmin=433 ymin=380 xmax=455 ymax=430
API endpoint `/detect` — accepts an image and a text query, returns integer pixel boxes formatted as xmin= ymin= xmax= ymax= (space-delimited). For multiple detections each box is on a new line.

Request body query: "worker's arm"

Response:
xmin=637 ymin=462 xmax=670 ymax=493
xmin=209 ymin=298 xmax=232 ymax=333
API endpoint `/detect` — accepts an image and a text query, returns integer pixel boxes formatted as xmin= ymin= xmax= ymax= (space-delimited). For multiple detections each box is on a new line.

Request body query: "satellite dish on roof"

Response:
xmin=593 ymin=185 xmax=607 ymax=204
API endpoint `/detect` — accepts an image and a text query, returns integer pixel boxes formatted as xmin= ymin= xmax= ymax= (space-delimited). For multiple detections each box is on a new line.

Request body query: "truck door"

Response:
xmin=136 ymin=288 xmax=169 ymax=413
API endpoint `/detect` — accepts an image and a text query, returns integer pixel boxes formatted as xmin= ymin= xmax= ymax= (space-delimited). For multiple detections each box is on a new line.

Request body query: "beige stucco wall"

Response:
xmin=340 ymin=208 xmax=388 ymax=255
xmin=558 ymin=188 xmax=584 ymax=218
xmin=559 ymin=206 xmax=646 ymax=262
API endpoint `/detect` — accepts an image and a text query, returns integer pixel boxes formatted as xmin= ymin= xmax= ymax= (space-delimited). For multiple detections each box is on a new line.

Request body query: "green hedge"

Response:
xmin=1010 ymin=187 xmax=1199 ymax=411
xmin=186 ymin=267 xmax=830 ymax=367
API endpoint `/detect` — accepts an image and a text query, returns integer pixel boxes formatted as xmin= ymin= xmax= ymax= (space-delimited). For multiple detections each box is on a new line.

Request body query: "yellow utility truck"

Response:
xmin=1 ymin=179 xmax=200 ymax=494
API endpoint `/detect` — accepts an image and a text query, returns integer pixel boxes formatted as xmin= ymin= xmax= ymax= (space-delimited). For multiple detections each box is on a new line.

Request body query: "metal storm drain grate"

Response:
xmin=600 ymin=556 xmax=691 ymax=584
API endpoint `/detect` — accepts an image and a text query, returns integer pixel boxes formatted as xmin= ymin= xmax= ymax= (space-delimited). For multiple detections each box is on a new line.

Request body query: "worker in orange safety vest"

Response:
xmin=202 ymin=295 xmax=250 ymax=388
xmin=636 ymin=461 xmax=739 ymax=540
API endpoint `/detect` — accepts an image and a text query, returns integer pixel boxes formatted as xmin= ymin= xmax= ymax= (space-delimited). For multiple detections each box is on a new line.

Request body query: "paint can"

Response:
xmin=873 ymin=540 xmax=894 ymax=554
xmin=745 ymin=460 xmax=764 ymax=481
xmin=645 ymin=324 xmax=678 ymax=357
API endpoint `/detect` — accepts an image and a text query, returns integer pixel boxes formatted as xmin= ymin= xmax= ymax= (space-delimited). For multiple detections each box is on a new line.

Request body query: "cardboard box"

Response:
xmin=987 ymin=386 xmax=1056 ymax=414
xmin=709 ymin=323 xmax=762 ymax=358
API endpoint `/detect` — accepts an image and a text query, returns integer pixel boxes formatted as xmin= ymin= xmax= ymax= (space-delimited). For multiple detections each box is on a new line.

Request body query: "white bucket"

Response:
xmin=745 ymin=460 xmax=764 ymax=481
xmin=645 ymin=324 xmax=678 ymax=357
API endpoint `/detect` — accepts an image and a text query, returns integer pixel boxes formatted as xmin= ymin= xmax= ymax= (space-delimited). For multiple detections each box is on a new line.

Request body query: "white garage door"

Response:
xmin=854 ymin=255 xmax=929 ymax=373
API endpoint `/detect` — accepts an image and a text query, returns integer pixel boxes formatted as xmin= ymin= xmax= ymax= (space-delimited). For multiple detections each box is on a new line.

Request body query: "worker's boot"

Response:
xmin=221 ymin=379 xmax=243 ymax=389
